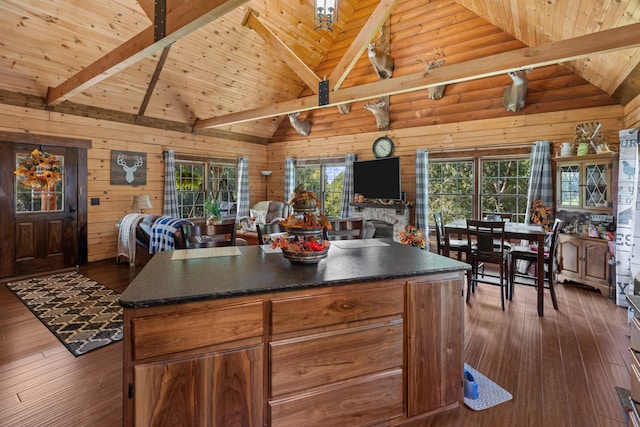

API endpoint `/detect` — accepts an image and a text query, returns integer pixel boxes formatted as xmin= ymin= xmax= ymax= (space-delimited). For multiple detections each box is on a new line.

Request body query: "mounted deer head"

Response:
xmin=502 ymin=68 xmax=533 ymax=112
xmin=367 ymin=32 xmax=394 ymax=80
xmin=117 ymin=153 xmax=144 ymax=183
xmin=337 ymin=103 xmax=352 ymax=114
xmin=288 ymin=112 xmax=311 ymax=137
xmin=364 ymin=100 xmax=389 ymax=130
xmin=417 ymin=48 xmax=446 ymax=100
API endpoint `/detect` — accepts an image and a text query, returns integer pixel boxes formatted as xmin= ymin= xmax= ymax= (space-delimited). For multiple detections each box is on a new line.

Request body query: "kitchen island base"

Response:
xmin=122 ymin=273 xmax=465 ymax=426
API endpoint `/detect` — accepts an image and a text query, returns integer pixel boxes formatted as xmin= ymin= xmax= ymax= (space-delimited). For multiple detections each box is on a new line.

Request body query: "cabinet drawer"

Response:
xmin=269 ymin=369 xmax=403 ymax=427
xmin=271 ymin=285 xmax=403 ymax=335
xmin=270 ymin=320 xmax=403 ymax=397
xmin=631 ymin=317 xmax=640 ymax=352
xmin=630 ymin=348 xmax=640 ymax=403
xmin=132 ymin=301 xmax=264 ymax=360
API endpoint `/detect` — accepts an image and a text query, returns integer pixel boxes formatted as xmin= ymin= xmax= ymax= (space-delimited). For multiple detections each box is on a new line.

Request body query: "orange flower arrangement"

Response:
xmin=14 ymin=149 xmax=62 ymax=189
xmin=530 ymin=199 xmax=553 ymax=231
xmin=399 ymin=225 xmax=427 ymax=249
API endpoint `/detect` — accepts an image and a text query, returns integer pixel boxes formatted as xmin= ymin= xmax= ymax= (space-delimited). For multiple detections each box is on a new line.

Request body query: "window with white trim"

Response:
xmin=295 ymin=159 xmax=345 ymax=217
xmin=175 ymin=159 xmax=237 ymax=219
xmin=428 ymin=156 xmax=530 ymax=224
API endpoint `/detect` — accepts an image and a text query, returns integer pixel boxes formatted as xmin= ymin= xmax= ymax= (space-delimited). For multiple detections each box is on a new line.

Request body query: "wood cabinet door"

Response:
xmin=134 ymin=345 xmax=263 ymax=427
xmin=558 ymin=236 xmax=581 ymax=277
xmin=406 ymin=274 xmax=464 ymax=417
xmin=583 ymin=240 xmax=610 ymax=284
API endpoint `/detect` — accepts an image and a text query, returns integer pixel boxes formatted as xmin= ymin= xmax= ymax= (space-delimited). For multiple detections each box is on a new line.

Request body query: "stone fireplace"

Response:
xmin=351 ymin=204 xmax=411 ymax=243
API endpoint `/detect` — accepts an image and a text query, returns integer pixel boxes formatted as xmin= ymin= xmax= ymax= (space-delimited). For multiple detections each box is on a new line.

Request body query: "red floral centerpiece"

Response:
xmin=272 ymin=184 xmax=332 ymax=263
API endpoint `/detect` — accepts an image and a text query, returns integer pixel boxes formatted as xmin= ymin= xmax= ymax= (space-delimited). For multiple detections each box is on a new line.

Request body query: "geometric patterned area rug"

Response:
xmin=463 ymin=363 xmax=513 ymax=411
xmin=6 ymin=271 xmax=123 ymax=357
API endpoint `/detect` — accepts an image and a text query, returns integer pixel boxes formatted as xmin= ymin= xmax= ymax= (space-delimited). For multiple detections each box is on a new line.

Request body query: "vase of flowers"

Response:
xmin=530 ymin=199 xmax=553 ymax=231
xmin=398 ymin=225 xmax=427 ymax=249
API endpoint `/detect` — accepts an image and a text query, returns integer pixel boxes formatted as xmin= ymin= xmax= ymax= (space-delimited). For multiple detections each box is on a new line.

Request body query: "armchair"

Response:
xmin=238 ymin=201 xmax=289 ymax=232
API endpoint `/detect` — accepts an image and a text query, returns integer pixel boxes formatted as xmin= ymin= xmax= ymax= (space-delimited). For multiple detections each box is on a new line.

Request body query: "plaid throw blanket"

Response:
xmin=149 ymin=216 xmax=191 ymax=254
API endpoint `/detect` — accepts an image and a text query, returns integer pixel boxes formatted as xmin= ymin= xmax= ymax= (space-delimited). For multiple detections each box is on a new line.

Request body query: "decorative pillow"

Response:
xmin=250 ymin=209 xmax=266 ymax=225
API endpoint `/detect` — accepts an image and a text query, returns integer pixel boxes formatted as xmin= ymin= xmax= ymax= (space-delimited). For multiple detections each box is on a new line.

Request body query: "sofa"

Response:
xmin=118 ymin=214 xmax=191 ymax=266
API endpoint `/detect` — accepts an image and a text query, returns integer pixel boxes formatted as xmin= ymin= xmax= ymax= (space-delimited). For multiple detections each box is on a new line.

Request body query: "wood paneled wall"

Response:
xmin=270 ymin=0 xmax=618 ymax=143
xmin=1 ymin=0 xmax=639 ymax=263
xmin=625 ymin=94 xmax=640 ymax=129
xmin=266 ymin=104 xmax=625 ymax=226
xmin=0 ymin=100 xmax=634 ymax=263
xmin=0 ymin=104 xmax=267 ymax=262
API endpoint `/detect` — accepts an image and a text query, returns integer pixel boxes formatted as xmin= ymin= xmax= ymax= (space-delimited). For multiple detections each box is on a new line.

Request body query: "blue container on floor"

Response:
xmin=464 ymin=369 xmax=479 ymax=399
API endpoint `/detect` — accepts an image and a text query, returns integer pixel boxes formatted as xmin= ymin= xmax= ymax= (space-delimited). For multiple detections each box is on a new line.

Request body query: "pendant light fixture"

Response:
xmin=314 ymin=0 xmax=338 ymax=31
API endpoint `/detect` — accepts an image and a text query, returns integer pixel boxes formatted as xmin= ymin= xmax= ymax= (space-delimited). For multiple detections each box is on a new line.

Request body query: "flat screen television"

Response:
xmin=353 ymin=157 xmax=402 ymax=200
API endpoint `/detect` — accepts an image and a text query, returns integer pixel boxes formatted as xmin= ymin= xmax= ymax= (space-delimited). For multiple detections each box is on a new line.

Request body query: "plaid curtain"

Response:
xmin=415 ymin=149 xmax=429 ymax=246
xmin=163 ymin=150 xmax=179 ymax=217
xmin=236 ymin=156 xmax=250 ymax=219
xmin=525 ymin=141 xmax=553 ymax=224
xmin=339 ymin=153 xmax=356 ymax=218
xmin=284 ymin=157 xmax=296 ymax=203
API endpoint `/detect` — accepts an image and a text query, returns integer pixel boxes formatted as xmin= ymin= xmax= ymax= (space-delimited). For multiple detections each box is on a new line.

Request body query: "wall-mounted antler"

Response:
xmin=417 ymin=48 xmax=446 ymax=100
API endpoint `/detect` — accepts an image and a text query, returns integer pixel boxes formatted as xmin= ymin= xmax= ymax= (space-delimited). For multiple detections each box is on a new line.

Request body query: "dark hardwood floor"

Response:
xmin=0 ymin=260 xmax=632 ymax=426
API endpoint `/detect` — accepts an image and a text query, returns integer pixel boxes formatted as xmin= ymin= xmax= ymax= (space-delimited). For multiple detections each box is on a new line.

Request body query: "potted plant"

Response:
xmin=204 ymin=198 xmax=223 ymax=224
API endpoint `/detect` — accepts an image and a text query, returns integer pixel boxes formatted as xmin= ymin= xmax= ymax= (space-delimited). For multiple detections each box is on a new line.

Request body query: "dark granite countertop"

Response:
xmin=119 ymin=239 xmax=470 ymax=308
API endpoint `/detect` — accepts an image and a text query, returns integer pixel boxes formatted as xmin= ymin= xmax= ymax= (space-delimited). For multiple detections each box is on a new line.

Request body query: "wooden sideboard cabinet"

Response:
xmin=557 ymin=234 xmax=611 ymax=294
xmin=555 ymin=153 xmax=617 ymax=212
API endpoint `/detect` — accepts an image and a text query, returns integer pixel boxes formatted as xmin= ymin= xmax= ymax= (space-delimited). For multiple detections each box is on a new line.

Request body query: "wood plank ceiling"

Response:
xmin=0 ymin=0 xmax=639 ymax=143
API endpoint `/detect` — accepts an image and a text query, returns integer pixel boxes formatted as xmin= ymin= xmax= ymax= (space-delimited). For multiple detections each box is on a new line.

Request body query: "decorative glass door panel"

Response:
xmin=558 ymin=164 xmax=580 ymax=207
xmin=585 ymin=163 xmax=609 ymax=207
xmin=14 ymin=150 xmax=65 ymax=213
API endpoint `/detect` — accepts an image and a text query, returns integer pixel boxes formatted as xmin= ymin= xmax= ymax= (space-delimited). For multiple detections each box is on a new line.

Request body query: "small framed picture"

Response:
xmin=110 ymin=151 xmax=147 ymax=185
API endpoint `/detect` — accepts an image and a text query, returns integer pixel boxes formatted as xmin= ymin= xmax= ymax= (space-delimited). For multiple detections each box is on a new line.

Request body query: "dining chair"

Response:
xmin=324 ymin=218 xmax=364 ymax=240
xmin=508 ymin=218 xmax=563 ymax=310
xmin=257 ymin=222 xmax=285 ymax=245
xmin=433 ymin=212 xmax=467 ymax=260
xmin=181 ymin=221 xmax=238 ymax=248
xmin=466 ymin=220 xmax=509 ymax=310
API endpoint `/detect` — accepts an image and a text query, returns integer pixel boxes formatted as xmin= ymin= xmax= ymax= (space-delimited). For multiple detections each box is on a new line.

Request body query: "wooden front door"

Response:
xmin=0 ymin=133 xmax=90 ymax=279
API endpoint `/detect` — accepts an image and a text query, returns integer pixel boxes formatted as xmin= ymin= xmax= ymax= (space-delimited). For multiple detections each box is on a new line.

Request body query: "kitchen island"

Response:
xmin=119 ymin=240 xmax=469 ymax=426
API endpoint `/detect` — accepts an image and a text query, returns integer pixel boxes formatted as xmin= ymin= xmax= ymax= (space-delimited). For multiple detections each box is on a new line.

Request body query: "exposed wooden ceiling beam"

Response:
xmin=46 ymin=0 xmax=249 ymax=106
xmin=242 ymin=9 xmax=321 ymax=94
xmin=136 ymin=0 xmax=155 ymax=21
xmin=138 ymin=44 xmax=172 ymax=116
xmin=329 ymin=0 xmax=400 ymax=91
xmin=194 ymin=22 xmax=640 ymax=129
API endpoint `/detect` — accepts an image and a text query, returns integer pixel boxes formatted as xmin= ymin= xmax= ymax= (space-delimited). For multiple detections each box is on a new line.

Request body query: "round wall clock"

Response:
xmin=372 ymin=136 xmax=395 ymax=158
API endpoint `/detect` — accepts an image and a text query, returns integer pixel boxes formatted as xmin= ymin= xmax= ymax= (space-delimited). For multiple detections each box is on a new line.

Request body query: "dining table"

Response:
xmin=445 ymin=219 xmax=549 ymax=316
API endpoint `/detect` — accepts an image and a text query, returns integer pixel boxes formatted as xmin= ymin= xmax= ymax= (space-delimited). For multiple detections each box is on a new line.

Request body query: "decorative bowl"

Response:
xmin=282 ymin=248 xmax=329 ymax=264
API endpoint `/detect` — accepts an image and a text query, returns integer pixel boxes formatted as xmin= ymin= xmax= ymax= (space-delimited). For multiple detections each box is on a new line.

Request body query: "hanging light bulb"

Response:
xmin=314 ymin=0 xmax=338 ymax=31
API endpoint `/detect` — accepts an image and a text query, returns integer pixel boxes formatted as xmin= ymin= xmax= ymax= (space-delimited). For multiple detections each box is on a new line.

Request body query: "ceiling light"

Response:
xmin=314 ymin=0 xmax=338 ymax=31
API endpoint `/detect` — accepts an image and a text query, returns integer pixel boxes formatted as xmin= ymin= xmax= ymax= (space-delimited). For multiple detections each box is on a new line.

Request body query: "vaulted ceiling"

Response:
xmin=1 ymin=0 xmax=639 ymax=144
